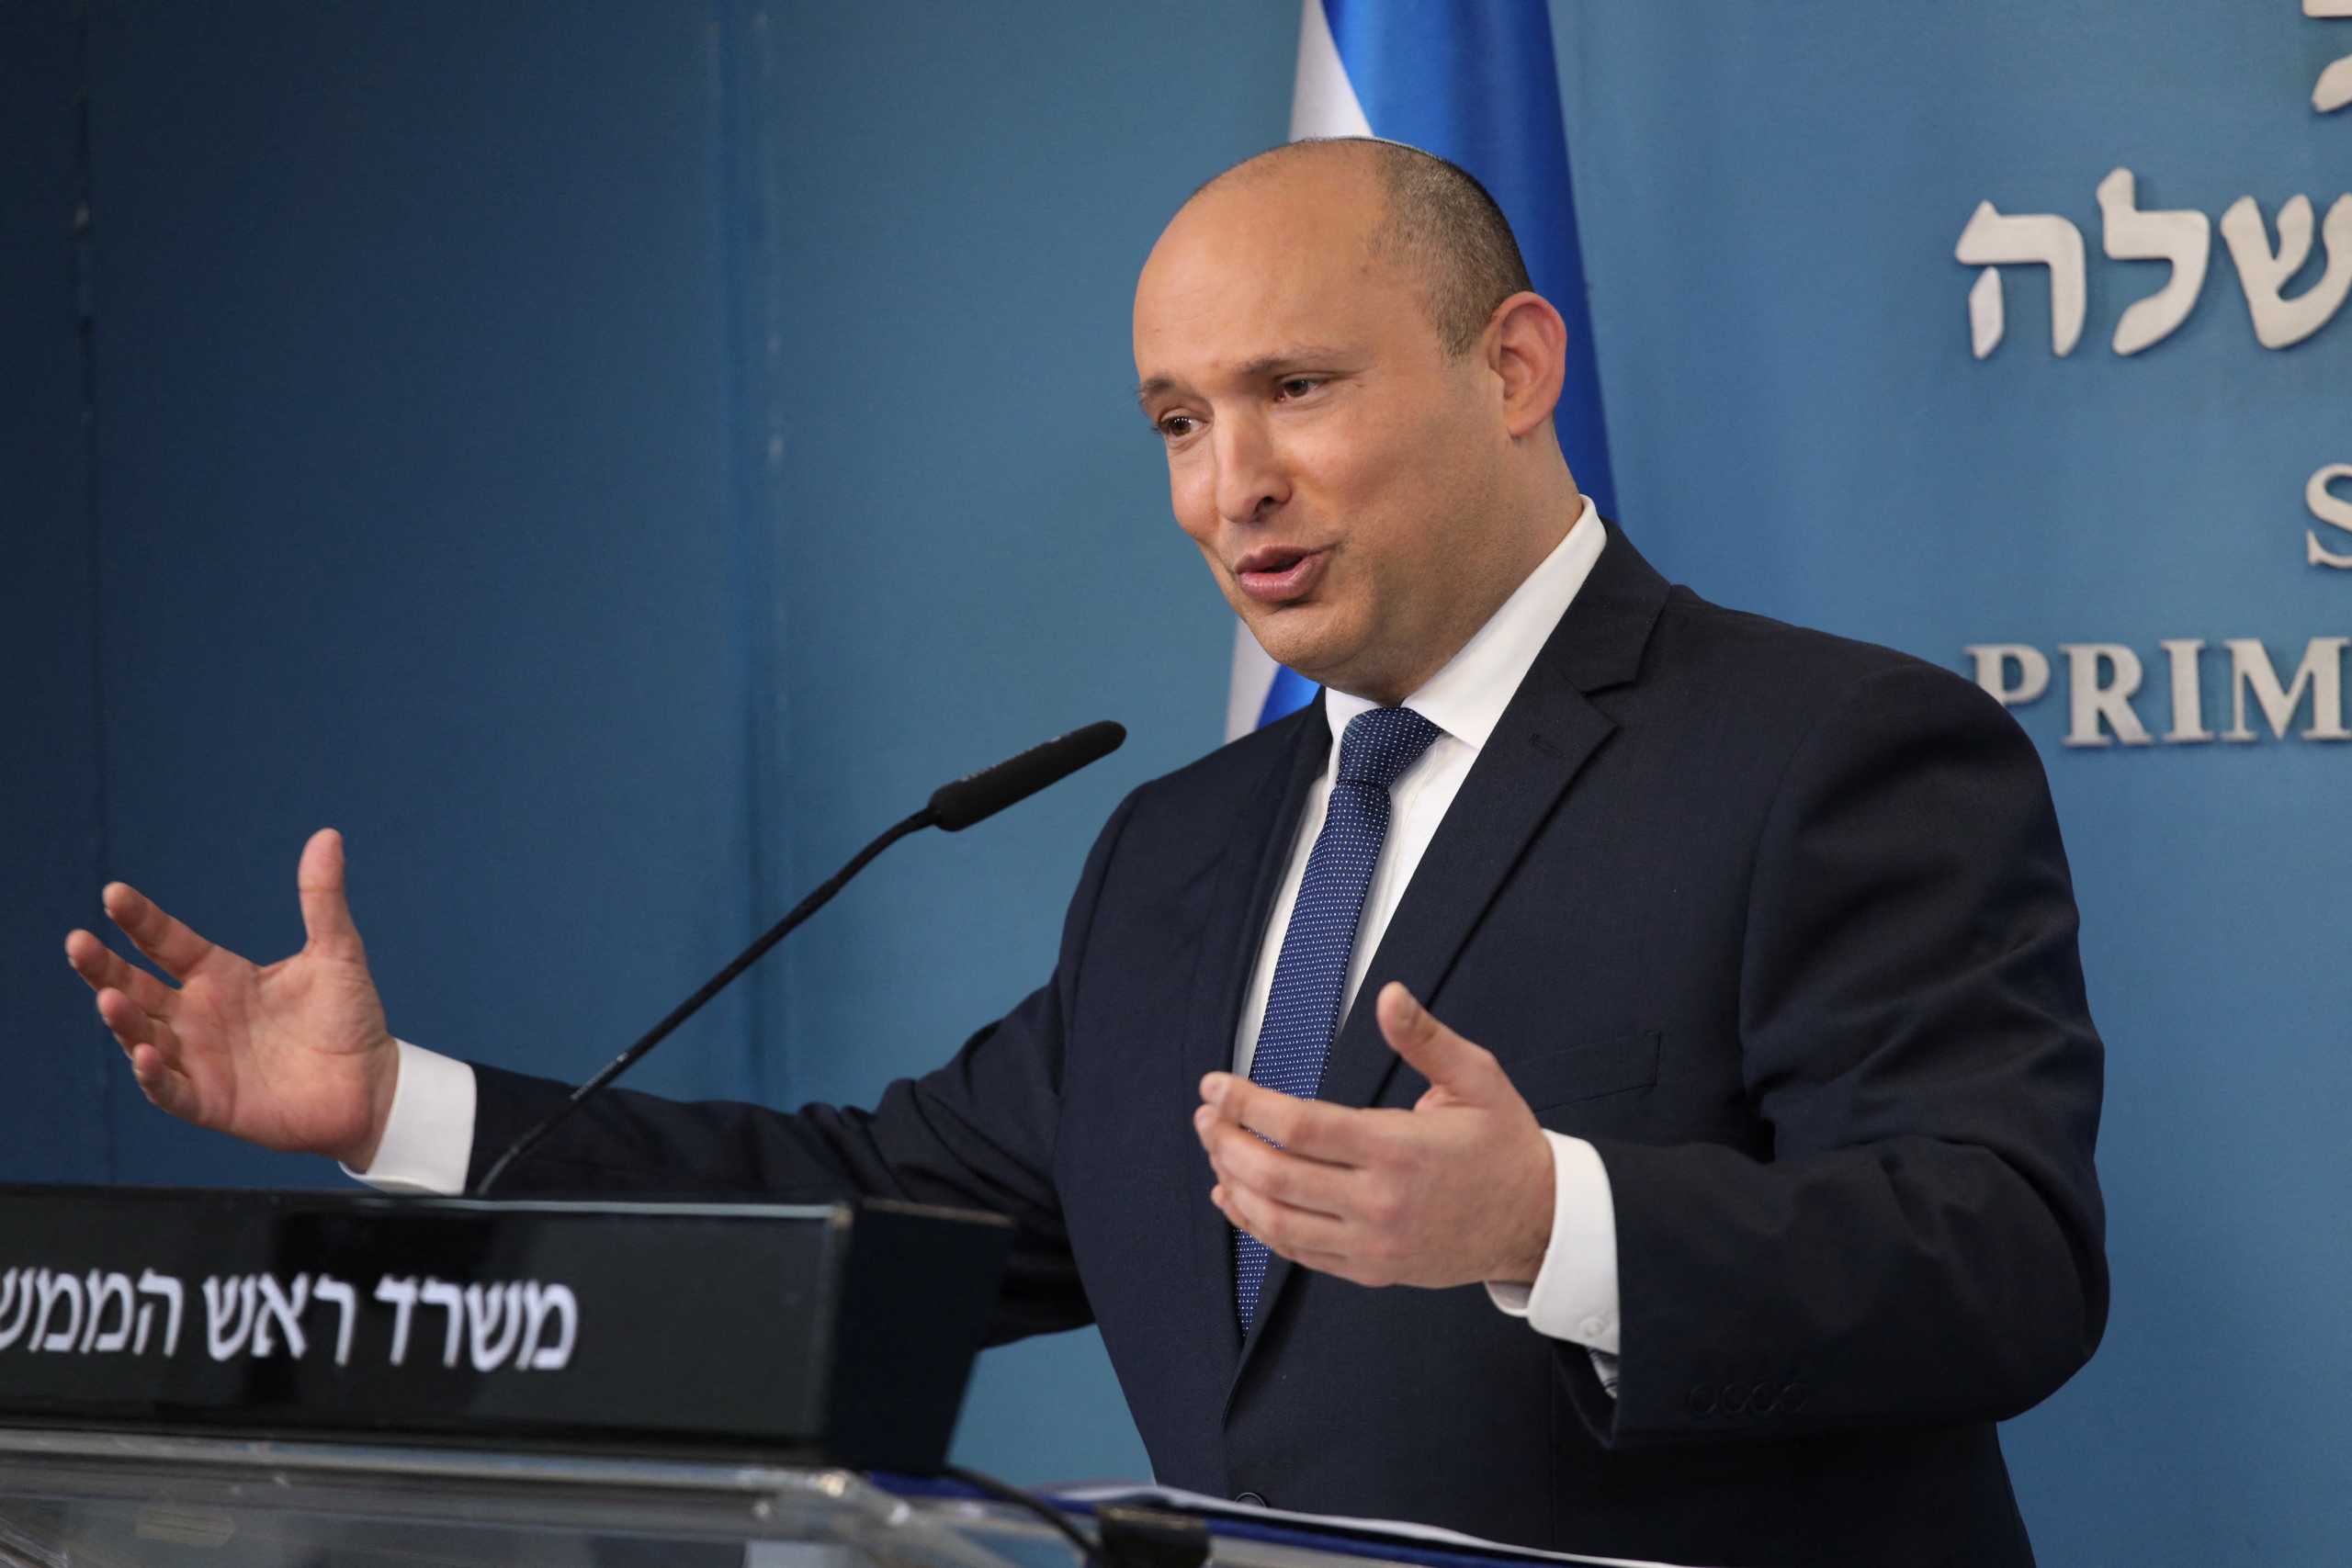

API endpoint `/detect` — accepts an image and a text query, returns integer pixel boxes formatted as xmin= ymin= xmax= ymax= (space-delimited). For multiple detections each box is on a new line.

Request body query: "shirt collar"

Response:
xmin=1323 ymin=495 xmax=1605 ymax=755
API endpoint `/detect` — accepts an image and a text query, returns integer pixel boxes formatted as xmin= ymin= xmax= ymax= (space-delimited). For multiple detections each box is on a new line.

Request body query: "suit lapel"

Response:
xmin=1181 ymin=698 xmax=1331 ymax=1374
xmin=1227 ymin=522 xmax=1672 ymax=1388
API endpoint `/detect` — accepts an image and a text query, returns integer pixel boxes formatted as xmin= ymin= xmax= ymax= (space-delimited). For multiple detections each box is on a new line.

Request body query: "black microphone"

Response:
xmin=469 ymin=719 xmax=1126 ymax=1196
xmin=928 ymin=719 xmax=1126 ymax=830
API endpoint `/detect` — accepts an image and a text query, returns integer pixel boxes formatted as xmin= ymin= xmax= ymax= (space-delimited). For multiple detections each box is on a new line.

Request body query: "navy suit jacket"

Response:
xmin=472 ymin=525 xmax=2107 ymax=1568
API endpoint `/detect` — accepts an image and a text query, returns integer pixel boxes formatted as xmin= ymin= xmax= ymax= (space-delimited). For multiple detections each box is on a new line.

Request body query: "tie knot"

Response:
xmin=1335 ymin=706 xmax=1441 ymax=791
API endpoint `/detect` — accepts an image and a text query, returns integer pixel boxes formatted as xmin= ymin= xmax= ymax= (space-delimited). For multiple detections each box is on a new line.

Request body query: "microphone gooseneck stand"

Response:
xmin=469 ymin=805 xmax=934 ymax=1197
xmin=469 ymin=720 xmax=1125 ymax=1197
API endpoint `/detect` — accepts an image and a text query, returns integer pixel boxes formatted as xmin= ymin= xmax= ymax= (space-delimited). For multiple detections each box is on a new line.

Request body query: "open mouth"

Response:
xmin=1233 ymin=546 xmax=1329 ymax=604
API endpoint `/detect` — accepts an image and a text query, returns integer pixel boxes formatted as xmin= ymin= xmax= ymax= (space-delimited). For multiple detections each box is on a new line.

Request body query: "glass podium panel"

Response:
xmin=0 ymin=1427 xmax=1028 ymax=1568
xmin=0 ymin=1427 xmax=1607 ymax=1568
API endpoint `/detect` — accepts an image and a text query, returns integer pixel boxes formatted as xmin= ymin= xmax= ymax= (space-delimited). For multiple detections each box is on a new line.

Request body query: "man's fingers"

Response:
xmin=1374 ymin=982 xmax=1505 ymax=1098
xmin=101 ymin=882 xmax=219 ymax=982
xmin=127 ymin=1043 xmax=195 ymax=1119
xmin=1198 ymin=1111 xmax=1351 ymax=1217
xmin=1213 ymin=1180 xmax=1352 ymax=1259
xmin=64 ymin=930 xmax=176 ymax=1014
xmin=1201 ymin=1075 xmax=1379 ymax=1162
xmin=297 ymin=828 xmax=366 ymax=961
xmin=95 ymin=987 xmax=170 ymax=1056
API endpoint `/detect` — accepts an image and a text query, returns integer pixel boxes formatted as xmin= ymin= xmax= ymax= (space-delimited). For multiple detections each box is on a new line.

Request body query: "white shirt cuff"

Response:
xmin=342 ymin=1039 xmax=477 ymax=1195
xmin=1484 ymin=1131 xmax=1621 ymax=1354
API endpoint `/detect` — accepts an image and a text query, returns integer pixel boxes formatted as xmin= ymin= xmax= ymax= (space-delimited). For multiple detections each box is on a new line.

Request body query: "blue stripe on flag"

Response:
xmin=1257 ymin=663 xmax=1320 ymax=728
xmin=1318 ymin=0 xmax=1616 ymax=515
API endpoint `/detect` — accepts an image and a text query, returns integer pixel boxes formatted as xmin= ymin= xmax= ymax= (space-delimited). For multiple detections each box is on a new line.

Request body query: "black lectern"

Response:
xmin=0 ymin=1186 xmax=1010 ymax=1471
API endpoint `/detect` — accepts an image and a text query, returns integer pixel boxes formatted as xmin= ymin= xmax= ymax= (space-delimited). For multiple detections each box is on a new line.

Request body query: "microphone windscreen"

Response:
xmin=929 ymin=721 xmax=1126 ymax=832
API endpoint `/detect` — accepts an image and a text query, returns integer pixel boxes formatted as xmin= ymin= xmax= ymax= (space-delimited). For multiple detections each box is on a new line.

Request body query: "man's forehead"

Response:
xmin=1132 ymin=185 xmax=1401 ymax=382
xmin=1132 ymin=254 xmax=1385 ymax=392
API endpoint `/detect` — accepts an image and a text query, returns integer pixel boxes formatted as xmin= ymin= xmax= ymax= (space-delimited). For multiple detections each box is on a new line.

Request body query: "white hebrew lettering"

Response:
xmin=136 ymin=1269 xmax=184 ymax=1357
xmin=37 ymin=1269 xmax=86 ymax=1352
xmin=464 ymin=1282 xmax=526 ymax=1371
xmin=2059 ymin=644 xmax=2153 ymax=747
xmin=2097 ymin=168 xmax=2211 ymax=355
xmin=0 ymin=1264 xmax=580 ymax=1367
xmin=252 ymin=1273 xmax=311 ymax=1359
xmin=202 ymin=1275 xmax=258 ymax=1360
xmin=312 ymin=1276 xmax=357 ymax=1367
xmin=519 ymin=1282 xmax=579 ymax=1371
xmin=375 ymin=1276 xmax=419 ymax=1366
xmin=2310 ymin=1 xmax=2352 ymax=113
xmin=1965 ymin=268 xmax=2004 ymax=361
xmin=2219 ymin=193 xmax=2352 ymax=349
xmin=2223 ymin=637 xmax=2352 ymax=740
xmin=22 ymin=1271 xmax=50 ymax=1348
xmin=82 ymin=1270 xmax=134 ymax=1354
xmin=419 ymin=1279 xmax=465 ymax=1369
xmin=1956 ymin=202 xmax=2086 ymax=356
xmin=1965 ymin=644 xmax=2052 ymax=707
xmin=2308 ymin=464 xmax=2352 ymax=568
xmin=0 ymin=1270 xmax=31 ymax=1351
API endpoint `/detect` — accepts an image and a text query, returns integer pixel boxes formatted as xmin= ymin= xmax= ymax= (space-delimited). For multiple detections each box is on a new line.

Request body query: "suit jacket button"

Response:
xmin=1720 ymin=1382 xmax=1748 ymax=1413
xmin=1749 ymin=1382 xmax=1778 ymax=1413
xmin=1686 ymin=1383 xmax=1718 ymax=1416
xmin=1781 ymin=1382 xmax=1808 ymax=1412
xmin=1235 ymin=1491 xmax=1268 ymax=1507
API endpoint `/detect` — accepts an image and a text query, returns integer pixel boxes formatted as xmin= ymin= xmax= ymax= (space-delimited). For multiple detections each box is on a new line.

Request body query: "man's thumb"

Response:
xmin=297 ymin=828 xmax=365 ymax=959
xmin=1374 ymin=982 xmax=1496 ymax=1095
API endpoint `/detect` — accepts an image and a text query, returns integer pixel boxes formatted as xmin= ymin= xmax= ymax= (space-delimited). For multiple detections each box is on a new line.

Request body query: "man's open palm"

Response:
xmin=63 ymin=828 xmax=399 ymax=1168
xmin=1196 ymin=982 xmax=1556 ymax=1290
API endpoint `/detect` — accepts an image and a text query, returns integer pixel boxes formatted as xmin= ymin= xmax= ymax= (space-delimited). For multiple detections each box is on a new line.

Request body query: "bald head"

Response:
xmin=1189 ymin=139 xmax=1532 ymax=357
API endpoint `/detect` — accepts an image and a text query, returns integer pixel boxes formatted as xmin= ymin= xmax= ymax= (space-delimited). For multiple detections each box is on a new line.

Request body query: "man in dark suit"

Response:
xmin=66 ymin=140 xmax=2105 ymax=1566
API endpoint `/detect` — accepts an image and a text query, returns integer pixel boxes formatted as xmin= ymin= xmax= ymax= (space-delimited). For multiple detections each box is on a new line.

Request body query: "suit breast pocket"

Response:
xmin=1501 ymin=1030 xmax=1661 ymax=1111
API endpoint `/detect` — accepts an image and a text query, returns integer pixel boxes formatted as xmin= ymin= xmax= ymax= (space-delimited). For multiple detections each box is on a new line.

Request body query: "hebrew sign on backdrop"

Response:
xmin=1958 ymin=2 xmax=2350 ymax=748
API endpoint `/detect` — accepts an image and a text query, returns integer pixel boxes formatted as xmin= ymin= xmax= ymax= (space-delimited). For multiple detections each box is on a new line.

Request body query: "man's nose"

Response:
xmin=1213 ymin=414 xmax=1290 ymax=525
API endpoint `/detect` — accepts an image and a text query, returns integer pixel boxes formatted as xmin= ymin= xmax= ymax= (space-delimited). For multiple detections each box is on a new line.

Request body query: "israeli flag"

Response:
xmin=1224 ymin=0 xmax=1618 ymax=741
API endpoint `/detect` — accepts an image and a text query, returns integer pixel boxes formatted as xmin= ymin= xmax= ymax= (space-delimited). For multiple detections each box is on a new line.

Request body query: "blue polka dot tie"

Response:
xmin=1234 ymin=705 xmax=1442 ymax=1334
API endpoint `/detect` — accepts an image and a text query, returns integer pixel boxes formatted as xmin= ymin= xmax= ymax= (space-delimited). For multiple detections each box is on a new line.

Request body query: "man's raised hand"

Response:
xmin=62 ymin=828 xmax=401 ymax=1168
xmin=1195 ymin=981 xmax=1556 ymax=1291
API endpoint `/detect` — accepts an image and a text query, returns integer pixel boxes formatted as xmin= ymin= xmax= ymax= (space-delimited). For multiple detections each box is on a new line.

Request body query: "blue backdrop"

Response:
xmin=2 ymin=4 xmax=2342 ymax=1561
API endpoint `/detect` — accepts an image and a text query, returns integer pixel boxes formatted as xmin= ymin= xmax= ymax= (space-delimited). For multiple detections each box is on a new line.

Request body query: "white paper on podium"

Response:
xmin=1044 ymin=1483 xmax=1708 ymax=1568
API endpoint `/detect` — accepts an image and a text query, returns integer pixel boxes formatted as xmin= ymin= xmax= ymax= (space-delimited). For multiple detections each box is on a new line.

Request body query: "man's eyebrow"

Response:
xmin=1135 ymin=347 xmax=1355 ymax=411
xmin=1234 ymin=346 xmax=1352 ymax=379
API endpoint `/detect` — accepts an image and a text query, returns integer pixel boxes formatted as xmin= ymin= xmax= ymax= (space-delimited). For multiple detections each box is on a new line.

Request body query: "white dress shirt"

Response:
xmin=356 ymin=497 xmax=1622 ymax=1371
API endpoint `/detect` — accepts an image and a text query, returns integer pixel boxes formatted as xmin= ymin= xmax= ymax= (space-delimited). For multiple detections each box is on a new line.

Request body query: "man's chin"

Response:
xmin=1247 ymin=624 xmax=1418 ymax=706
xmin=1242 ymin=622 xmax=1340 ymax=684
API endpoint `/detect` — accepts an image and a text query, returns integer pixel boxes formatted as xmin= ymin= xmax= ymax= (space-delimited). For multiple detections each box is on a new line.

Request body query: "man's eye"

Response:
xmin=1276 ymin=377 xmax=1323 ymax=400
xmin=1158 ymin=415 xmax=1198 ymax=440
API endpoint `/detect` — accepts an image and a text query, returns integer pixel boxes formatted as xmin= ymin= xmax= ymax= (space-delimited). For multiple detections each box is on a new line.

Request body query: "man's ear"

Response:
xmin=1486 ymin=291 xmax=1568 ymax=439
